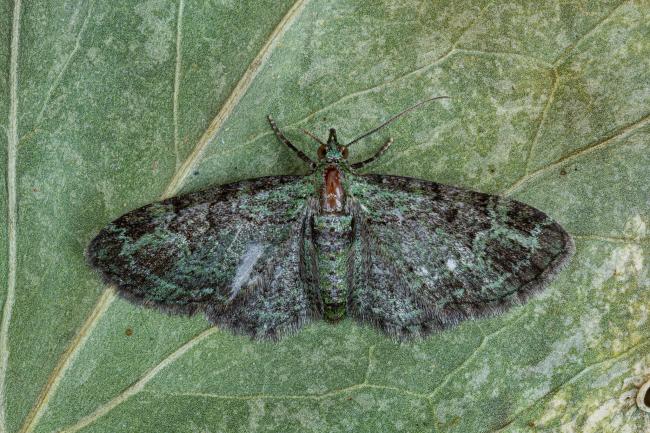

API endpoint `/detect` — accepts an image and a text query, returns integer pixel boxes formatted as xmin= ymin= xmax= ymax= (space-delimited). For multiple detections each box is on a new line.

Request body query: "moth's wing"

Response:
xmin=347 ymin=174 xmax=575 ymax=339
xmin=87 ymin=176 xmax=321 ymax=339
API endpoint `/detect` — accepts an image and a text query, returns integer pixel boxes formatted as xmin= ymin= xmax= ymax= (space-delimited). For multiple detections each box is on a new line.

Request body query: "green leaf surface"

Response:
xmin=2 ymin=1 xmax=649 ymax=432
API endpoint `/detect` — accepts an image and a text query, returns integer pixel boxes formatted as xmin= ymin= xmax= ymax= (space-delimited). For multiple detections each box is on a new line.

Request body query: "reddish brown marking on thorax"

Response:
xmin=321 ymin=166 xmax=345 ymax=213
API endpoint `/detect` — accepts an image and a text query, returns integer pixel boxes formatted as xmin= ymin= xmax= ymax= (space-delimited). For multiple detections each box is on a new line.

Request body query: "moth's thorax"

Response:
xmin=321 ymin=165 xmax=345 ymax=213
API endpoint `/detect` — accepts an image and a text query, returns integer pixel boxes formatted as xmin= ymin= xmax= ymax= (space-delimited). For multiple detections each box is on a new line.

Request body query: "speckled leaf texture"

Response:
xmin=1 ymin=1 xmax=649 ymax=432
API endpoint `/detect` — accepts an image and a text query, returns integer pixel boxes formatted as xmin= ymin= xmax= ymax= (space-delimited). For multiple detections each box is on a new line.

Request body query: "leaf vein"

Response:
xmin=502 ymin=112 xmax=650 ymax=196
xmin=454 ymin=48 xmax=552 ymax=68
xmin=428 ymin=315 xmax=525 ymax=401
xmin=18 ymin=290 xmax=115 ymax=433
xmin=0 ymin=1 xmax=22 ymax=432
xmin=553 ymin=0 xmax=629 ymax=67
xmin=573 ymin=234 xmax=649 ymax=245
xmin=362 ymin=345 xmax=376 ymax=384
xmin=140 ymin=382 xmax=431 ymax=402
xmin=56 ymin=328 xmax=217 ymax=433
xmin=33 ymin=0 xmax=95 ymax=130
xmin=162 ymin=0 xmax=310 ymax=199
xmin=523 ymin=68 xmax=559 ymax=174
xmin=172 ymin=0 xmax=184 ymax=169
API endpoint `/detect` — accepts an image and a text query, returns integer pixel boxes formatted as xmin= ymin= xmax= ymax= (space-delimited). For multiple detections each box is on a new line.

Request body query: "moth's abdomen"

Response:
xmin=313 ymin=214 xmax=352 ymax=322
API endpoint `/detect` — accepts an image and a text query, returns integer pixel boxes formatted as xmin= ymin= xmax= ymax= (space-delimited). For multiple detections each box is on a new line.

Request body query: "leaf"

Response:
xmin=1 ymin=1 xmax=649 ymax=432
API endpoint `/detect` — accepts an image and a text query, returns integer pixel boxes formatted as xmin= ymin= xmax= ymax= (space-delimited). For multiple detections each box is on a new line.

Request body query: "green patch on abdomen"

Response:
xmin=313 ymin=214 xmax=352 ymax=322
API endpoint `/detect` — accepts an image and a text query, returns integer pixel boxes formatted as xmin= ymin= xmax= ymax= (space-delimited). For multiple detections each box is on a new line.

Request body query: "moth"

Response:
xmin=87 ymin=97 xmax=574 ymax=340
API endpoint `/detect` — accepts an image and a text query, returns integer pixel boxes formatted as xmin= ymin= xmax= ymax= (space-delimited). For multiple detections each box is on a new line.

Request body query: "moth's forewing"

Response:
xmin=347 ymin=174 xmax=574 ymax=339
xmin=86 ymin=176 xmax=320 ymax=339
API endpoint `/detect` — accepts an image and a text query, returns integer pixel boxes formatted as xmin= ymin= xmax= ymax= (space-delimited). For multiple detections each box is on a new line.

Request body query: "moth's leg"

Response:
xmin=350 ymin=137 xmax=394 ymax=170
xmin=267 ymin=115 xmax=316 ymax=170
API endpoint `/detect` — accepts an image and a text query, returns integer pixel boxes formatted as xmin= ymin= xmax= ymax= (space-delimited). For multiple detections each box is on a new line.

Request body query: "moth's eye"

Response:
xmin=341 ymin=146 xmax=349 ymax=159
xmin=317 ymin=145 xmax=326 ymax=160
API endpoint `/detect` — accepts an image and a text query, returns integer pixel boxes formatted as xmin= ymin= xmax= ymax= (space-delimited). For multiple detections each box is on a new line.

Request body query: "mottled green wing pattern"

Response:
xmin=87 ymin=176 xmax=319 ymax=339
xmin=347 ymin=174 xmax=574 ymax=339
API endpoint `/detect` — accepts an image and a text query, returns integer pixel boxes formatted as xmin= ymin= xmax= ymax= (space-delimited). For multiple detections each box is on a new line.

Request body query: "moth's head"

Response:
xmin=314 ymin=128 xmax=349 ymax=162
xmin=289 ymin=95 xmax=449 ymax=170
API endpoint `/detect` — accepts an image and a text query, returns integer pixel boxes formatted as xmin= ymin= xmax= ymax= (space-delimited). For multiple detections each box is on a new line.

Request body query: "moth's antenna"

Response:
xmin=302 ymin=128 xmax=326 ymax=146
xmin=345 ymin=95 xmax=449 ymax=147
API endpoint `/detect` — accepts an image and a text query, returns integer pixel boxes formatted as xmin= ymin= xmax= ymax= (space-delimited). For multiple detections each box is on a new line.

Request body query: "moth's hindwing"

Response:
xmin=347 ymin=174 xmax=575 ymax=339
xmin=86 ymin=176 xmax=320 ymax=339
